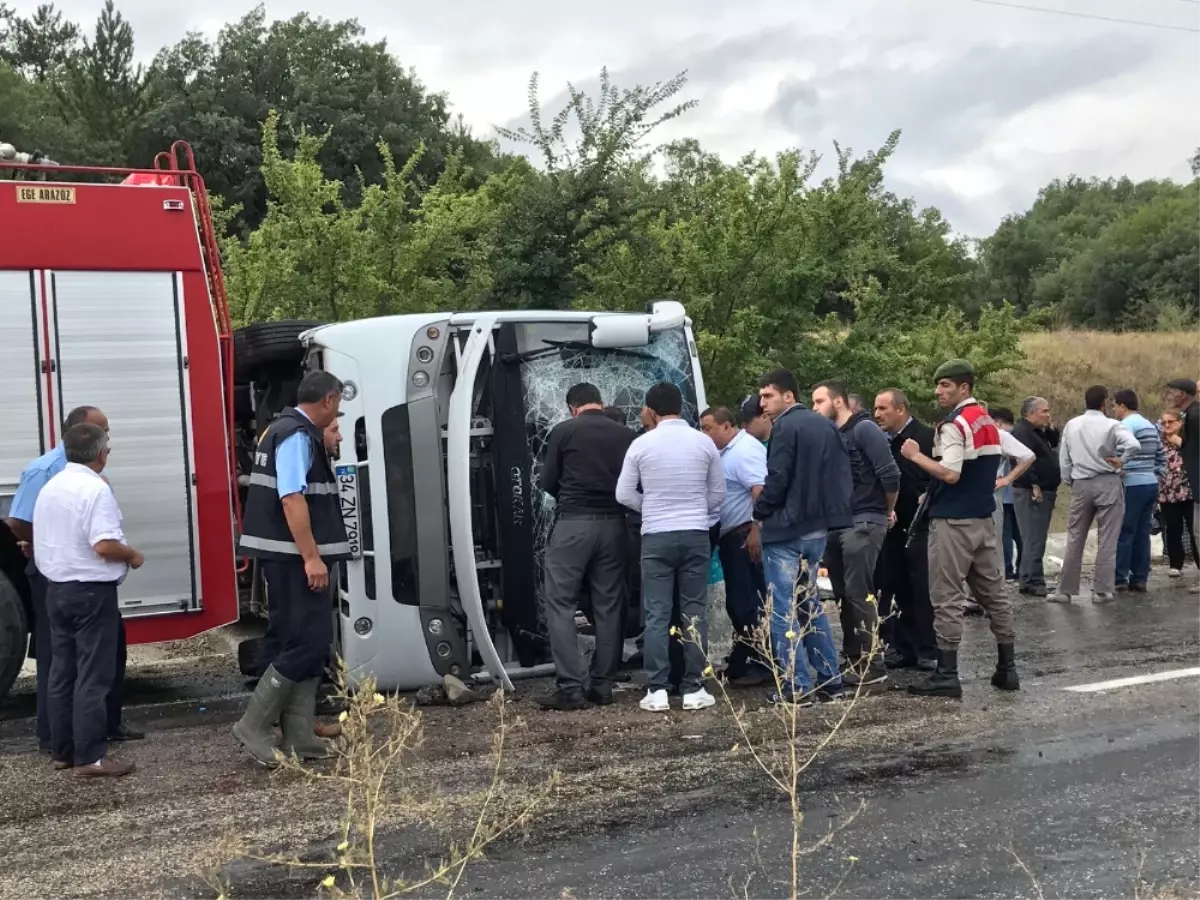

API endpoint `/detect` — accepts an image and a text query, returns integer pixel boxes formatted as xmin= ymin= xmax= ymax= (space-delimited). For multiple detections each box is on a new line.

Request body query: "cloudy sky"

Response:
xmin=17 ymin=0 xmax=1200 ymax=236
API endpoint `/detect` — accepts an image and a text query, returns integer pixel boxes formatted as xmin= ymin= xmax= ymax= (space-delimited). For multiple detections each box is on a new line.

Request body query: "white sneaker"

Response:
xmin=682 ymin=688 xmax=716 ymax=711
xmin=1047 ymin=593 xmax=1073 ymax=604
xmin=1167 ymin=569 xmax=1182 ymax=578
xmin=640 ymin=689 xmax=670 ymax=712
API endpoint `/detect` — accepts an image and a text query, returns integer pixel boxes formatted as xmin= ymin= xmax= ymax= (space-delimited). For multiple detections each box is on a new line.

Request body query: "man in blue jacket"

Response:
xmin=812 ymin=380 xmax=900 ymax=689
xmin=752 ymin=369 xmax=853 ymax=706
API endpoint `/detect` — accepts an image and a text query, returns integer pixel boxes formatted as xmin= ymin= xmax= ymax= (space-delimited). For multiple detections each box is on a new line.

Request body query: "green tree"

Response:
xmin=134 ymin=6 xmax=498 ymax=231
xmin=488 ymin=68 xmax=696 ymax=309
xmin=0 ymin=2 xmax=78 ymax=82
xmin=1039 ymin=184 xmax=1200 ymax=330
xmin=54 ymin=0 xmax=144 ymax=165
xmin=975 ymin=173 xmax=1192 ymax=327
xmin=581 ymin=130 xmax=1000 ymax=407
xmin=222 ymin=111 xmax=500 ymax=325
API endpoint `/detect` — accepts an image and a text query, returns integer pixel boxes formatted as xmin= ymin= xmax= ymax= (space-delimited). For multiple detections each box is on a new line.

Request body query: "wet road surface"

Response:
xmin=0 ymin=576 xmax=1197 ymax=899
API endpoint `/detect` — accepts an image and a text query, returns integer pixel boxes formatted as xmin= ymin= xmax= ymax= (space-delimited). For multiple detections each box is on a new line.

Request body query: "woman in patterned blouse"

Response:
xmin=1158 ymin=408 xmax=1198 ymax=575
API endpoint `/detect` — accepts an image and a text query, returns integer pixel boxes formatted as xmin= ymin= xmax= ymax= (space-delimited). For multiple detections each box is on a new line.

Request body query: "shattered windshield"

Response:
xmin=511 ymin=322 xmax=700 ymax=626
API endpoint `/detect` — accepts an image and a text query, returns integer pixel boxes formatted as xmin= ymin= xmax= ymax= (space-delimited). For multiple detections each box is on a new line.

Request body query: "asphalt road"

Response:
xmin=0 ymin=574 xmax=1197 ymax=899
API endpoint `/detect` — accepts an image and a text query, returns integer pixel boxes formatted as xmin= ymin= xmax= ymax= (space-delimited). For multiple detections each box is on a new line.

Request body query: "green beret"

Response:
xmin=934 ymin=358 xmax=974 ymax=382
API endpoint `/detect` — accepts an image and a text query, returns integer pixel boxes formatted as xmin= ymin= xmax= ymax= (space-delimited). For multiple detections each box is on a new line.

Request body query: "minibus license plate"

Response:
xmin=335 ymin=465 xmax=362 ymax=559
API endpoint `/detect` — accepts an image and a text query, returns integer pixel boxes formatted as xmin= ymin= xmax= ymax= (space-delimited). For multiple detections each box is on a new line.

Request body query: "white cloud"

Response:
xmin=11 ymin=0 xmax=1199 ymax=235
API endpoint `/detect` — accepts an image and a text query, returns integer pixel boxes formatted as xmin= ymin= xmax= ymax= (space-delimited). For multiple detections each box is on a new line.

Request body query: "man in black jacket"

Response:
xmin=539 ymin=383 xmax=635 ymax=710
xmin=813 ymin=380 xmax=900 ymax=687
xmin=873 ymin=389 xmax=937 ymax=670
xmin=753 ymin=369 xmax=852 ymax=704
xmin=1010 ymin=397 xmax=1060 ymax=596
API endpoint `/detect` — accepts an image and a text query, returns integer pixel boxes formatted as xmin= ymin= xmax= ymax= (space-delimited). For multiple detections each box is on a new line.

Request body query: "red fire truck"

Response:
xmin=0 ymin=142 xmax=242 ymax=699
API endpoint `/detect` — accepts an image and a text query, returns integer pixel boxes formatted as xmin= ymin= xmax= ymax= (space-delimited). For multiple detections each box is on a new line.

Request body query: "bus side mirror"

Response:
xmin=589 ymin=315 xmax=650 ymax=349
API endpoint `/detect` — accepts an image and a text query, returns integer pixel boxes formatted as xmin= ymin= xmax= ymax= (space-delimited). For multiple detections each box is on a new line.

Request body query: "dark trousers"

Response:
xmin=33 ymin=565 xmax=126 ymax=745
xmin=1012 ymin=488 xmax=1056 ymax=589
xmin=262 ymin=558 xmax=334 ymax=682
xmin=46 ymin=580 xmax=121 ymax=766
xmin=1002 ymin=502 xmax=1022 ymax=579
xmin=880 ymin=527 xmax=936 ymax=662
xmin=543 ymin=514 xmax=628 ymax=694
xmin=716 ymin=524 xmax=768 ymax=675
xmin=1161 ymin=500 xmax=1199 ymax=570
xmin=825 ymin=522 xmax=887 ymax=661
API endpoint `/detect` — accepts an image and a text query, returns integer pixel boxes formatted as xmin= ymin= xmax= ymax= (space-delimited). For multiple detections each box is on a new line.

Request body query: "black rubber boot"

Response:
xmin=907 ymin=649 xmax=963 ymax=698
xmin=990 ymin=643 xmax=1020 ymax=691
xmin=281 ymin=678 xmax=333 ymax=760
xmin=233 ymin=665 xmax=295 ymax=766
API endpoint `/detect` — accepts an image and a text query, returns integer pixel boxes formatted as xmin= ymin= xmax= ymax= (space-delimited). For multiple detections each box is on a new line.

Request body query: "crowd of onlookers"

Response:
xmin=534 ymin=366 xmax=1200 ymax=712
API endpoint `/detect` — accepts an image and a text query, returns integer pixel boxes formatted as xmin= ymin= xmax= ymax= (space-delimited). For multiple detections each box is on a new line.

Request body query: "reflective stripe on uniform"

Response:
xmin=238 ymin=534 xmax=352 ymax=556
xmin=247 ymin=472 xmax=338 ymax=495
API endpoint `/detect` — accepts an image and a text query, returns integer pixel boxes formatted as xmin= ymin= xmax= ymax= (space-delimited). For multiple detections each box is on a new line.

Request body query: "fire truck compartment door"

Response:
xmin=446 ymin=316 xmax=513 ymax=691
xmin=0 ymin=271 xmax=45 ymax=518
xmin=50 ymin=271 xmax=199 ymax=615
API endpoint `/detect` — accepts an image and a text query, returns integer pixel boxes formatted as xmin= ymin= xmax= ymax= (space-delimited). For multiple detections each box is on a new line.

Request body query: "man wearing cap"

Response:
xmin=740 ymin=395 xmax=772 ymax=445
xmin=898 ymin=359 xmax=1019 ymax=698
xmin=1165 ymin=378 xmax=1199 ymax=594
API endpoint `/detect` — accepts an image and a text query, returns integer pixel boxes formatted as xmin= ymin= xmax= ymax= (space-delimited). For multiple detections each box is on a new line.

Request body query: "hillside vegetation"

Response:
xmin=1004 ymin=331 xmax=1197 ymax=422
xmin=2 ymin=3 xmax=1197 ymax=406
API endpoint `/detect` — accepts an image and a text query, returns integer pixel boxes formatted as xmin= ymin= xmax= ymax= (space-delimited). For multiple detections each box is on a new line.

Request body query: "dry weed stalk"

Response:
xmin=1008 ymin=837 xmax=1199 ymax=899
xmin=217 ymin=669 xmax=559 ymax=899
xmin=688 ymin=557 xmax=883 ymax=899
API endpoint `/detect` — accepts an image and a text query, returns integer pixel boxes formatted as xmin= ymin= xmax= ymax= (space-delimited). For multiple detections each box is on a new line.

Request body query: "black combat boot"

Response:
xmin=907 ymin=649 xmax=963 ymax=698
xmin=990 ymin=643 xmax=1020 ymax=691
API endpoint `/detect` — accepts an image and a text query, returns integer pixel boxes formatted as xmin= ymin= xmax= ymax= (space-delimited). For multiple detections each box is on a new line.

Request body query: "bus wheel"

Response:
xmin=0 ymin=573 xmax=29 ymax=702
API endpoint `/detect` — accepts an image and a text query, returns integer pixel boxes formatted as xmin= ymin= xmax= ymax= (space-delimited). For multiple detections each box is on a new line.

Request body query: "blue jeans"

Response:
xmin=762 ymin=535 xmax=842 ymax=694
xmin=641 ymin=530 xmax=711 ymax=694
xmin=1116 ymin=483 xmax=1158 ymax=587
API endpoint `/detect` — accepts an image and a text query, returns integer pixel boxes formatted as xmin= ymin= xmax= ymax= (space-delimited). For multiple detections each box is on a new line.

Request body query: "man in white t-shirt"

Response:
xmin=33 ymin=423 xmax=144 ymax=778
xmin=700 ymin=406 xmax=770 ymax=683
xmin=617 ymin=383 xmax=724 ymax=713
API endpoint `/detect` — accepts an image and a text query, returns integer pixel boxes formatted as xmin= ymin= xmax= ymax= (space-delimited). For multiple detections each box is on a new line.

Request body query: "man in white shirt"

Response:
xmin=34 ymin=423 xmax=144 ymax=778
xmin=617 ymin=383 xmax=724 ymax=712
xmin=700 ymin=406 xmax=769 ymax=682
xmin=1054 ymin=385 xmax=1141 ymax=602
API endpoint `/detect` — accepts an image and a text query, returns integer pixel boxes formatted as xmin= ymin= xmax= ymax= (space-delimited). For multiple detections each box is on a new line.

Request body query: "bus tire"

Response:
xmin=234 ymin=320 xmax=325 ymax=382
xmin=0 ymin=572 xmax=29 ymax=703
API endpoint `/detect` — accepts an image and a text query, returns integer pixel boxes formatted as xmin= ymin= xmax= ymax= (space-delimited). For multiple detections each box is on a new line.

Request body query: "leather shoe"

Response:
xmin=585 ymin=687 xmax=614 ymax=706
xmin=75 ymin=757 xmax=135 ymax=778
xmin=536 ymin=690 xmax=587 ymax=711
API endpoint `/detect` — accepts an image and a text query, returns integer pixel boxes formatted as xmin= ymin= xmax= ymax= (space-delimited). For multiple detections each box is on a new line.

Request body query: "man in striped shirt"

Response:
xmin=1111 ymin=389 xmax=1167 ymax=593
xmin=899 ymin=359 xmax=1019 ymax=699
xmin=616 ymin=383 xmax=724 ymax=713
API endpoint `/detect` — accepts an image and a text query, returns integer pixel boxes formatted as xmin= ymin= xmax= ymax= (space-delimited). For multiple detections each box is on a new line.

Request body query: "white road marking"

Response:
xmin=1063 ymin=667 xmax=1200 ymax=693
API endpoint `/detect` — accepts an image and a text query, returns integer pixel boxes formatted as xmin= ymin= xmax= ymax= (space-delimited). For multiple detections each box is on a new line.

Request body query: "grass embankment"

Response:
xmin=1000 ymin=329 xmax=1197 ymax=532
xmin=1003 ymin=330 xmax=1197 ymax=422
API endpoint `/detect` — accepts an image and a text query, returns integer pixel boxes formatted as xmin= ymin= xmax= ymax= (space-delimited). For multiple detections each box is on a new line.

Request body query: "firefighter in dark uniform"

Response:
xmin=232 ymin=371 xmax=350 ymax=765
